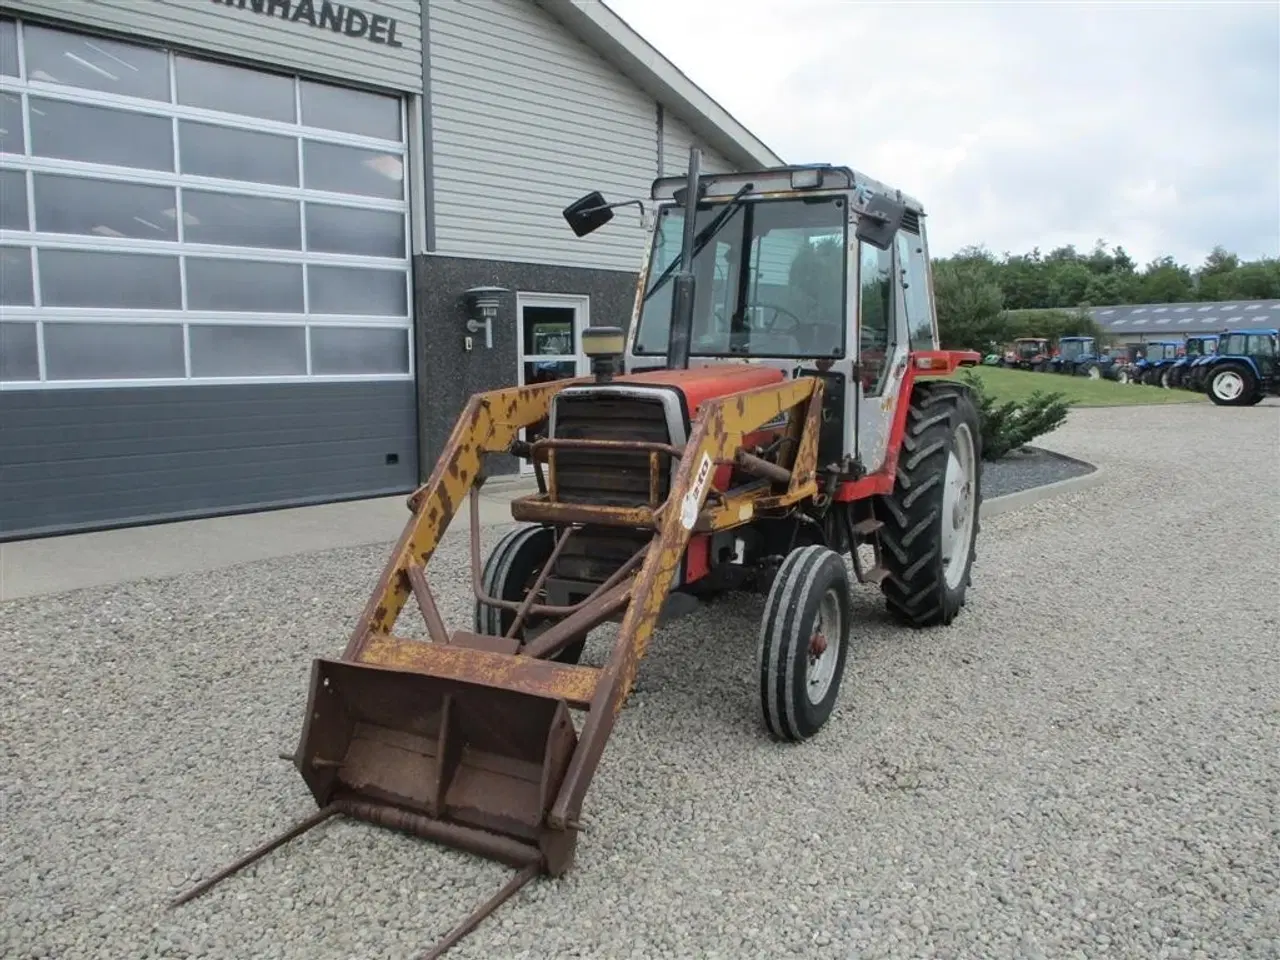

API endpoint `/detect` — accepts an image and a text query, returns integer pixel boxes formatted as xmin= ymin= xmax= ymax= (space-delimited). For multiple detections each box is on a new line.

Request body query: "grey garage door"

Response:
xmin=0 ymin=15 xmax=418 ymax=540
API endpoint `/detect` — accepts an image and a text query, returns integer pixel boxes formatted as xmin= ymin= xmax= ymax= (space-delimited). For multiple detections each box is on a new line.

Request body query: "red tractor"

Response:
xmin=1004 ymin=336 xmax=1053 ymax=371
xmin=173 ymin=151 xmax=984 ymax=957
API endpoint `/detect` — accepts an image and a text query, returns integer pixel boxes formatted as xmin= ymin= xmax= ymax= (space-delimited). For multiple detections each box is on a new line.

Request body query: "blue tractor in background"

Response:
xmin=1167 ymin=334 xmax=1219 ymax=390
xmin=1130 ymin=340 xmax=1182 ymax=386
xmin=1201 ymin=328 xmax=1279 ymax=406
xmin=1052 ymin=335 xmax=1119 ymax=379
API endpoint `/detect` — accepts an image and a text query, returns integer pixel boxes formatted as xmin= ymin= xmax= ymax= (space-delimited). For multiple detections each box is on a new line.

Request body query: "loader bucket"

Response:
xmin=295 ymin=656 xmax=581 ymax=874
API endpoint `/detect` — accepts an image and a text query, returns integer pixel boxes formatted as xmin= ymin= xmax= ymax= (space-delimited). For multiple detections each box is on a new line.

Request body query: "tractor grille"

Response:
xmin=550 ymin=392 xmax=675 ymax=507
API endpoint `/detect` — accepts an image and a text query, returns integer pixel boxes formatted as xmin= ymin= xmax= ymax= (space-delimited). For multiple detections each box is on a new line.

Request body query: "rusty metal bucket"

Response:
xmin=294 ymin=656 xmax=581 ymax=875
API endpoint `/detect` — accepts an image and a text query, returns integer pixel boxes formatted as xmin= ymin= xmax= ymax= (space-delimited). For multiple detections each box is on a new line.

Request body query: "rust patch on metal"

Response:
xmin=358 ymin=636 xmax=601 ymax=708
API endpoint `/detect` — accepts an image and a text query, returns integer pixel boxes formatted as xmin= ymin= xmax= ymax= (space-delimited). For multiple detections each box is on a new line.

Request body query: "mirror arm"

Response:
xmin=577 ymin=199 xmax=646 ymax=217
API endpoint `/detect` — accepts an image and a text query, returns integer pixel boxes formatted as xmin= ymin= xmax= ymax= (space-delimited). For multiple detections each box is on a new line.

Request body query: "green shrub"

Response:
xmin=959 ymin=370 xmax=1073 ymax=460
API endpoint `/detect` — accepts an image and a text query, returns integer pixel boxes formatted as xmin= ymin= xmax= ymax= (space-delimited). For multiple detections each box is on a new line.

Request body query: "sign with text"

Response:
xmin=211 ymin=0 xmax=404 ymax=49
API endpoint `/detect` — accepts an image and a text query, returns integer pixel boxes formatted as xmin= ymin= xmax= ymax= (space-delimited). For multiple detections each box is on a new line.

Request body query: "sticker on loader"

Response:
xmin=681 ymin=451 xmax=715 ymax=530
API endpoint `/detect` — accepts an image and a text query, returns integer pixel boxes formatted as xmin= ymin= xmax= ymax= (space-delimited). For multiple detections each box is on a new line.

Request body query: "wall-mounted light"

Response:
xmin=460 ymin=285 xmax=507 ymax=350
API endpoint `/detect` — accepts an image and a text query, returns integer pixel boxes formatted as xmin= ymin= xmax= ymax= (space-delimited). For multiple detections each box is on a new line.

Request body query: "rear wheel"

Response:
xmin=476 ymin=524 xmax=587 ymax=664
xmin=757 ymin=544 xmax=852 ymax=742
xmin=1207 ymin=364 xmax=1256 ymax=407
xmin=875 ymin=381 xmax=982 ymax=628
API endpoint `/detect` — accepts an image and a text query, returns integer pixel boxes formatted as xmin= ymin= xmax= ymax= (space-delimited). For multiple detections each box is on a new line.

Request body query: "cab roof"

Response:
xmin=649 ymin=164 xmax=926 ymax=215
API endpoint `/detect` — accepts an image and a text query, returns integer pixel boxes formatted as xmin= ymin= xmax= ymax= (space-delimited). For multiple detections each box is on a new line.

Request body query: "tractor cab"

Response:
xmin=1184 ymin=334 xmax=1219 ymax=358
xmin=1167 ymin=334 xmax=1219 ymax=389
xmin=1144 ymin=340 xmax=1181 ymax=363
xmin=1131 ymin=339 xmax=1180 ymax=385
xmin=564 ymin=161 xmax=966 ymax=483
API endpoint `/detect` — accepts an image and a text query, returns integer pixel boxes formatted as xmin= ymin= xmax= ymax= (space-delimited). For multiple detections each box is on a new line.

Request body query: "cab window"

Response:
xmin=859 ymin=242 xmax=894 ymax=395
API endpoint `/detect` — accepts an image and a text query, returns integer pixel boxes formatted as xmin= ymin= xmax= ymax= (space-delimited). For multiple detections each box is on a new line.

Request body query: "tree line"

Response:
xmin=930 ymin=241 xmax=1280 ymax=351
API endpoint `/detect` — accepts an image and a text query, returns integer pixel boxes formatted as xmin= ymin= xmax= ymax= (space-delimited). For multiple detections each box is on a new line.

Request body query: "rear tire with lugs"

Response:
xmin=875 ymin=380 xmax=982 ymax=628
xmin=757 ymin=544 xmax=852 ymax=742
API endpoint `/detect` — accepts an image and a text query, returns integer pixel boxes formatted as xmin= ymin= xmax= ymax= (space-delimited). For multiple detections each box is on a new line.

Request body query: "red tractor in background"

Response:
xmin=1003 ymin=336 xmax=1053 ymax=371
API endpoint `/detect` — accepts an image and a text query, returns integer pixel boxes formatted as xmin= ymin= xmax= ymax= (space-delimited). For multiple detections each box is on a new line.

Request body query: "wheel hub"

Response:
xmin=1213 ymin=371 xmax=1244 ymax=401
xmin=805 ymin=589 xmax=842 ymax=705
xmin=940 ymin=422 xmax=977 ymax=590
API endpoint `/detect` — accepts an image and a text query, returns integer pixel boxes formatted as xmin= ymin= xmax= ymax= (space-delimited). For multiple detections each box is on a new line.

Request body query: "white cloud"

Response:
xmin=603 ymin=0 xmax=1280 ymax=267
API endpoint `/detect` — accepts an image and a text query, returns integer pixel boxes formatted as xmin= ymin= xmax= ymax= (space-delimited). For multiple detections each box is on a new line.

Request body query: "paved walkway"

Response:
xmin=0 ymin=432 xmax=1104 ymax=603
xmin=0 ymin=474 xmax=540 ymax=601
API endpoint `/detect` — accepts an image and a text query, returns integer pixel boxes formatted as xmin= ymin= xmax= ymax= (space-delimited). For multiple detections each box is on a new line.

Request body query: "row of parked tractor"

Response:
xmin=981 ymin=327 xmax=1278 ymax=406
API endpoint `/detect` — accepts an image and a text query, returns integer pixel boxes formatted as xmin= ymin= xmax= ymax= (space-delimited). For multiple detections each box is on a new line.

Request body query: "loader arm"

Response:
xmin=549 ymin=375 xmax=821 ymax=828
xmin=344 ymin=378 xmax=585 ymax=658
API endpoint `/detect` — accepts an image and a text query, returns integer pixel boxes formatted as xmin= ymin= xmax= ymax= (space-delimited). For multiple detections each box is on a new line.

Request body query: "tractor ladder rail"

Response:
xmin=168 ymin=374 xmax=824 ymax=959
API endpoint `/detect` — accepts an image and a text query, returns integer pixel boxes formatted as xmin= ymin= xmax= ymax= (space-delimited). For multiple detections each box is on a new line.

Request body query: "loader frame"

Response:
xmin=172 ymin=371 xmax=828 ymax=956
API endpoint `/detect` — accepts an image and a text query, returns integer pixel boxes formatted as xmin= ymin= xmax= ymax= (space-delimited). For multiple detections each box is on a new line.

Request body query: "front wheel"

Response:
xmin=476 ymin=524 xmax=587 ymax=664
xmin=1115 ymin=368 xmax=1131 ymax=385
xmin=1207 ymin=364 xmax=1256 ymax=406
xmin=758 ymin=544 xmax=852 ymax=742
xmin=875 ymin=380 xmax=982 ymax=628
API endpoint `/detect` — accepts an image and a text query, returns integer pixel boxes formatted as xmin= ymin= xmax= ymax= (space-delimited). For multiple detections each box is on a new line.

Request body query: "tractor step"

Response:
xmin=850 ymin=517 xmax=884 ymax=537
xmin=858 ymin=564 xmax=890 ymax=586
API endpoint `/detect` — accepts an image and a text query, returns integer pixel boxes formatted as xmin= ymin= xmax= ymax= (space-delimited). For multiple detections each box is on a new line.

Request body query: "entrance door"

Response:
xmin=516 ymin=293 xmax=589 ymax=474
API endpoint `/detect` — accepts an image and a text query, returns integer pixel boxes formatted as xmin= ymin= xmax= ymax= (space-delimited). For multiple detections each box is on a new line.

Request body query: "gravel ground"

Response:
xmin=982 ymin=446 xmax=1095 ymax=499
xmin=3 ymin=401 xmax=1278 ymax=960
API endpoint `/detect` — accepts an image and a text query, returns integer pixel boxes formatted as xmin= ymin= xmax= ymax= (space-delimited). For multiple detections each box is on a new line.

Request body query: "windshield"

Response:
xmin=633 ymin=195 xmax=848 ymax=359
xmin=1220 ymin=333 xmax=1247 ymax=355
xmin=1187 ymin=338 xmax=1215 ymax=357
xmin=1016 ymin=341 xmax=1044 ymax=358
xmin=1059 ymin=339 xmax=1088 ymax=360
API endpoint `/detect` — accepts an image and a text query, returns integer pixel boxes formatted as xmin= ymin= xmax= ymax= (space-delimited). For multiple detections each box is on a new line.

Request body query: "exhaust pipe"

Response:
xmin=665 ymin=145 xmax=702 ymax=370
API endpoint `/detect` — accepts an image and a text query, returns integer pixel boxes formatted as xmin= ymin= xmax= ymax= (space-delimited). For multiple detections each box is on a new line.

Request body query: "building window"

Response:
xmin=0 ymin=15 xmax=412 ymax=388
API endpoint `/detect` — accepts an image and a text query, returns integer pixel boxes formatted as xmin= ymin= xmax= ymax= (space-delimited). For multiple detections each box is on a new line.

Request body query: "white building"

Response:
xmin=0 ymin=0 xmax=781 ymax=539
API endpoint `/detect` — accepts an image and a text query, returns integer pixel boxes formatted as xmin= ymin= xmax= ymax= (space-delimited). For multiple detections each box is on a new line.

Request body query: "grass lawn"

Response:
xmin=946 ymin=365 xmax=1207 ymax=407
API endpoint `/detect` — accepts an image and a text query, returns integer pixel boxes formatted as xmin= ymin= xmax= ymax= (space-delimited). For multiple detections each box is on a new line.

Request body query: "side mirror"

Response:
xmin=563 ymin=191 xmax=615 ymax=238
xmin=854 ymin=193 xmax=907 ymax=250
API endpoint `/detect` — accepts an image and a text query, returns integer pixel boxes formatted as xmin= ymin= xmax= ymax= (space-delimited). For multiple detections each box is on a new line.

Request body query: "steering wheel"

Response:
xmin=752 ymin=301 xmax=804 ymax=332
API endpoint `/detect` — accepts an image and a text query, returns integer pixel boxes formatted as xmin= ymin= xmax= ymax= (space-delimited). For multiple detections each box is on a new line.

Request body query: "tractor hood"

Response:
xmin=611 ymin=364 xmax=786 ymax=418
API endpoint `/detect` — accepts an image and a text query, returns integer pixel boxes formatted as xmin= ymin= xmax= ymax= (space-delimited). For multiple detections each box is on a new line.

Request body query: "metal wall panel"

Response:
xmin=0 ymin=381 xmax=418 ymax=539
xmin=5 ymin=0 xmax=423 ymax=92
xmin=429 ymin=0 xmax=738 ymax=272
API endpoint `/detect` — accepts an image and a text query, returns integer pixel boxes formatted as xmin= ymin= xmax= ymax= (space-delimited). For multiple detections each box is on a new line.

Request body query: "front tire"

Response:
xmin=875 ymin=381 xmax=982 ymax=628
xmin=758 ymin=545 xmax=852 ymax=742
xmin=1207 ymin=364 xmax=1256 ymax=407
xmin=476 ymin=524 xmax=587 ymax=664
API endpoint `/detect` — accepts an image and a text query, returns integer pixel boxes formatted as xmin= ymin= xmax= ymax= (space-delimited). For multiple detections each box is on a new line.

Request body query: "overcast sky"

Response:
xmin=604 ymin=0 xmax=1280 ymax=269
